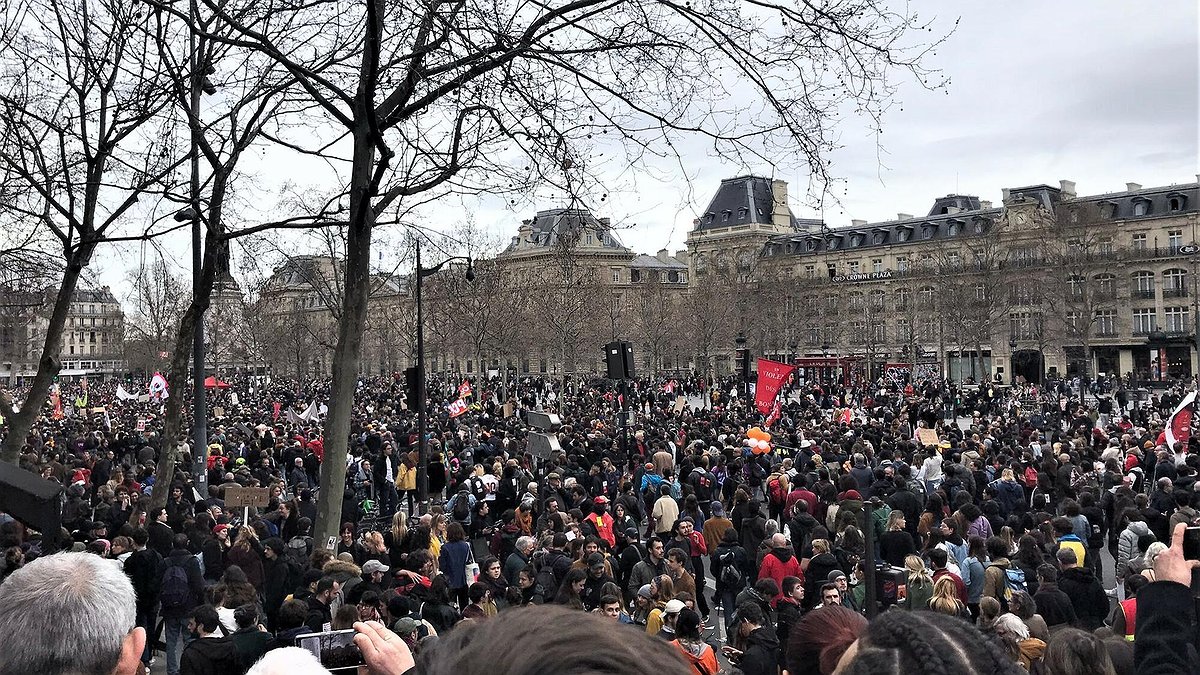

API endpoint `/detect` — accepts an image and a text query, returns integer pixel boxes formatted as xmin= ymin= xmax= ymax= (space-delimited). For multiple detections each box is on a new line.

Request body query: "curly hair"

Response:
xmin=840 ymin=610 xmax=1023 ymax=675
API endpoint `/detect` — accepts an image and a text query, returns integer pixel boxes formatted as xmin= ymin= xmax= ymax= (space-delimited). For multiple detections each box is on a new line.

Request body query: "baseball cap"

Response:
xmin=664 ymin=599 xmax=685 ymax=614
xmin=393 ymin=617 xmax=419 ymax=634
xmin=637 ymin=584 xmax=653 ymax=599
xmin=362 ymin=560 xmax=390 ymax=574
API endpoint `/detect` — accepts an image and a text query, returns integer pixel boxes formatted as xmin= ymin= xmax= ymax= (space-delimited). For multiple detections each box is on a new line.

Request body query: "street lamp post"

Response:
xmin=735 ymin=332 xmax=749 ymax=398
xmin=1009 ymin=337 xmax=1018 ymax=385
xmin=414 ymin=240 xmax=474 ymax=512
xmin=821 ymin=342 xmax=830 ymax=384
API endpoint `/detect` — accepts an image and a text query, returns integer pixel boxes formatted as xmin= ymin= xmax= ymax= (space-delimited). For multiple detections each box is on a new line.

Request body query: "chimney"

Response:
xmin=1126 ymin=182 xmax=1142 ymax=192
xmin=656 ymin=248 xmax=669 ymax=262
xmin=1058 ymin=180 xmax=1076 ymax=198
xmin=518 ymin=219 xmax=533 ymax=248
xmin=674 ymin=250 xmax=687 ymax=260
xmin=897 ymin=213 xmax=913 ymax=220
xmin=771 ymin=179 xmax=791 ymax=229
xmin=1001 ymin=188 xmax=1012 ymax=203
xmin=851 ymin=219 xmax=867 ymax=228
xmin=598 ymin=217 xmax=611 ymax=228
xmin=980 ymin=200 xmax=992 ymax=210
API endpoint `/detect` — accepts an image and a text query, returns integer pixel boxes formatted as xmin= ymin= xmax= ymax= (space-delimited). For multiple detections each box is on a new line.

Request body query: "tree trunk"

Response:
xmin=0 ymin=246 xmax=95 ymax=464
xmin=314 ymin=124 xmax=377 ymax=545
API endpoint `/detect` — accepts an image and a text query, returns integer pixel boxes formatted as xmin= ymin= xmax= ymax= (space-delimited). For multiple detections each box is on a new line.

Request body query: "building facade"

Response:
xmin=1 ymin=286 xmax=127 ymax=380
xmin=687 ymin=175 xmax=1200 ymax=384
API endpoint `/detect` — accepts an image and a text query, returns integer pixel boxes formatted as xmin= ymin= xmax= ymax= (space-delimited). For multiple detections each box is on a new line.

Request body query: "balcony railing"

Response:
xmin=1164 ymin=287 xmax=1189 ymax=298
xmin=1132 ymin=289 xmax=1156 ymax=299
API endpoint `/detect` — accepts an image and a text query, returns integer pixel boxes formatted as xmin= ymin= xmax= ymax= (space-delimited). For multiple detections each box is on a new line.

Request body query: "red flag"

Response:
xmin=459 ymin=380 xmax=473 ymax=398
xmin=272 ymin=401 xmax=282 ymax=421
xmin=765 ymin=398 xmax=783 ymax=428
xmin=1165 ymin=391 xmax=1196 ymax=449
xmin=754 ymin=358 xmax=796 ymax=415
xmin=447 ymin=398 xmax=469 ymax=418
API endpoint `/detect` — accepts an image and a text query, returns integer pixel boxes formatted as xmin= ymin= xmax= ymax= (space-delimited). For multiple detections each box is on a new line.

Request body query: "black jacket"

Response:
xmin=124 ymin=548 xmax=163 ymax=612
xmin=160 ymin=548 xmax=206 ymax=619
xmin=1033 ymin=583 xmax=1078 ymax=629
xmin=1057 ymin=566 xmax=1109 ymax=631
xmin=1133 ymin=581 xmax=1200 ymax=674
xmin=179 ymin=636 xmax=239 ymax=675
xmin=738 ymin=626 xmax=780 ymax=675
xmin=304 ymin=596 xmax=333 ymax=633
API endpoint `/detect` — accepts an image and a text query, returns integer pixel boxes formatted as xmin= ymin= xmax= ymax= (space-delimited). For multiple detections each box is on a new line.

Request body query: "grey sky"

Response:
xmin=100 ymin=0 xmax=1199 ymax=294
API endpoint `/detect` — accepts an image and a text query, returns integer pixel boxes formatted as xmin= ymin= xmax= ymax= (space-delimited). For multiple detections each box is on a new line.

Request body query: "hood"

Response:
xmin=746 ymin=626 xmax=780 ymax=650
xmin=322 ymin=559 xmax=362 ymax=577
xmin=811 ymin=551 xmax=838 ymax=565
xmin=1061 ymin=566 xmax=1096 ymax=584
xmin=1128 ymin=521 xmax=1150 ymax=536
xmin=1059 ymin=533 xmax=1083 ymax=544
xmin=790 ymin=513 xmax=819 ymax=528
xmin=770 ymin=547 xmax=795 ymax=563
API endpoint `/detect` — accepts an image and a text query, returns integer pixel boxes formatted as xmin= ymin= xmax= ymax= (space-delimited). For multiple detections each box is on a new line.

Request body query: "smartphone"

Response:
xmin=1184 ymin=526 xmax=1200 ymax=561
xmin=297 ymin=629 xmax=365 ymax=672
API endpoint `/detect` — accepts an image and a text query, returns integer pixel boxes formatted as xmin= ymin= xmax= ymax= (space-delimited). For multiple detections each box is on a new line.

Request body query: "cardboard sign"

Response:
xmin=136 ymin=419 xmax=146 ymax=432
xmin=503 ymin=402 xmax=514 ymax=418
xmin=674 ymin=396 xmax=687 ymax=414
xmin=224 ymin=486 xmax=271 ymax=509
xmin=916 ymin=428 xmax=940 ymax=447
xmin=213 ymin=406 xmax=225 ymax=419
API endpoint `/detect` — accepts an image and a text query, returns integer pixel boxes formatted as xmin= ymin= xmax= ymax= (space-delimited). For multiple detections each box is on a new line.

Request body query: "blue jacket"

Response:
xmin=439 ymin=540 xmax=473 ymax=588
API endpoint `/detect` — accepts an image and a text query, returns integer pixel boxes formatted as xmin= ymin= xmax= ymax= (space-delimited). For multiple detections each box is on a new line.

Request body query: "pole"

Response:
xmin=1193 ymin=257 xmax=1199 ymax=383
xmin=861 ymin=501 xmax=878 ymax=618
xmin=416 ymin=241 xmax=429 ymax=513
xmin=188 ymin=11 xmax=208 ymax=498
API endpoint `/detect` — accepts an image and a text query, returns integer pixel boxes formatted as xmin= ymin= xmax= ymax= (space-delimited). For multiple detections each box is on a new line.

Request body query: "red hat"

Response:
xmin=213 ymin=524 xmax=231 ymax=535
xmin=594 ymin=496 xmax=609 ymax=505
xmin=644 ymin=463 xmax=654 ymax=471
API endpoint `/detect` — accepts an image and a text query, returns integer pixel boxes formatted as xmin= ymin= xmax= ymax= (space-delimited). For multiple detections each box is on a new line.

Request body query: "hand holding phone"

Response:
xmin=1154 ymin=523 xmax=1200 ymax=586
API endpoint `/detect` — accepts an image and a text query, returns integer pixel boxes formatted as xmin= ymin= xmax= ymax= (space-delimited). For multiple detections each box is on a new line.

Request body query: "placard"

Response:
xmin=224 ymin=486 xmax=271 ymax=509
xmin=916 ymin=428 xmax=940 ymax=447
xmin=136 ymin=419 xmax=146 ymax=432
xmin=673 ymin=396 xmax=686 ymax=414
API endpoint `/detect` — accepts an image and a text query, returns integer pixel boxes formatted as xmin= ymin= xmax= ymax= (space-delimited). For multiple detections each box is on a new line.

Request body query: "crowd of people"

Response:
xmin=0 ymin=369 xmax=1197 ymax=675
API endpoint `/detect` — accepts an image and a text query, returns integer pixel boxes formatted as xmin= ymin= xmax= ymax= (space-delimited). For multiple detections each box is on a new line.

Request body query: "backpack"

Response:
xmin=1023 ymin=466 xmax=1039 ymax=488
xmin=718 ymin=549 xmax=744 ymax=589
xmin=451 ymin=495 xmax=471 ymax=522
xmin=747 ymin=461 xmax=766 ymax=487
xmin=767 ymin=477 xmax=786 ymax=505
xmin=989 ymin=563 xmax=1027 ymax=601
xmin=159 ymin=560 xmax=192 ymax=611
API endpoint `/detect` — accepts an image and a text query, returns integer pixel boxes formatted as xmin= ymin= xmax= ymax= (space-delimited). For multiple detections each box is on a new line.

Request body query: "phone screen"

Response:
xmin=1184 ymin=526 xmax=1200 ymax=561
xmin=298 ymin=629 xmax=365 ymax=672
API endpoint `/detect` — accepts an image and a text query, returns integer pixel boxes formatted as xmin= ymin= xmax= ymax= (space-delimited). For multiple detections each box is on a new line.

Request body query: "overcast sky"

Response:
xmin=101 ymin=0 xmax=1199 ymax=294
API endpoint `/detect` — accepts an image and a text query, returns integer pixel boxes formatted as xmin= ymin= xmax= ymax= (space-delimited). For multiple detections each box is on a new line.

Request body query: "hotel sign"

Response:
xmin=832 ymin=270 xmax=893 ymax=283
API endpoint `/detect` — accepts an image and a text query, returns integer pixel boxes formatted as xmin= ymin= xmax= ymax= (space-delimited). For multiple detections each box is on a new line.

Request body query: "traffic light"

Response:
xmin=404 ymin=365 xmax=424 ymax=411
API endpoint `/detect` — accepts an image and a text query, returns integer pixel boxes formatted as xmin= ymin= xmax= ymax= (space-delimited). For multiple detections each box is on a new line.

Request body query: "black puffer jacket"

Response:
xmin=1057 ymin=565 xmax=1109 ymax=630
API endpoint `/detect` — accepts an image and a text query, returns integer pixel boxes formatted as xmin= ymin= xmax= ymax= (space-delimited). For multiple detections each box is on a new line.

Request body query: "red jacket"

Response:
xmin=757 ymin=547 xmax=803 ymax=602
xmin=585 ymin=512 xmax=616 ymax=548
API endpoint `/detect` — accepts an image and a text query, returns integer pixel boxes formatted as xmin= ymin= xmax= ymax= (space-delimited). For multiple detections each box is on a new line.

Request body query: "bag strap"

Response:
xmin=467 ymin=544 xmax=476 ymax=564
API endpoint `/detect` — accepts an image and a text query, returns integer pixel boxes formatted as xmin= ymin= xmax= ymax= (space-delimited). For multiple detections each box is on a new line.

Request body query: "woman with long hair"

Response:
xmin=1012 ymin=535 xmax=1044 ymax=597
xmin=928 ymin=575 xmax=970 ymax=619
xmin=438 ymin=521 xmax=474 ymax=609
xmin=210 ymin=565 xmax=260 ymax=633
xmin=477 ymin=555 xmax=509 ymax=610
xmin=880 ymin=511 xmax=917 ymax=567
xmin=900 ymin=554 xmax=933 ymax=611
xmin=671 ymin=608 xmax=719 ymax=675
xmin=226 ymin=526 xmax=264 ymax=588
xmin=645 ymin=574 xmax=676 ymax=635
xmin=384 ymin=511 xmax=410 ymax=568
xmin=360 ymin=530 xmax=389 ymax=567
xmin=554 ymin=568 xmax=587 ymax=610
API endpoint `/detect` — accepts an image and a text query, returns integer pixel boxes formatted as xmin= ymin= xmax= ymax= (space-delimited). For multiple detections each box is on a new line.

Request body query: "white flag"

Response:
xmin=116 ymin=384 xmax=137 ymax=401
xmin=299 ymin=400 xmax=319 ymax=421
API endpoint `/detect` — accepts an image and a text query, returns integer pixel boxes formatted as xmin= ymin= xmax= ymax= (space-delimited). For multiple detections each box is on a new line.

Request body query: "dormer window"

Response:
xmin=1167 ymin=193 xmax=1187 ymax=212
xmin=973 ymin=219 xmax=987 ymax=234
xmin=947 ymin=223 xmax=960 ymax=236
xmin=721 ymin=210 xmax=731 ymax=222
xmin=805 ymin=239 xmax=818 ymax=252
xmin=1132 ymin=197 xmax=1151 ymax=217
xmin=704 ymin=213 xmax=714 ymax=224
xmin=737 ymin=207 xmax=749 ymax=220
xmin=850 ymin=234 xmax=863 ymax=247
xmin=827 ymin=237 xmax=839 ymax=250
xmin=921 ymin=225 xmax=935 ymax=239
xmin=872 ymin=231 xmax=887 ymax=244
xmin=1099 ymin=201 xmax=1117 ymax=219
xmin=898 ymin=229 xmax=911 ymax=242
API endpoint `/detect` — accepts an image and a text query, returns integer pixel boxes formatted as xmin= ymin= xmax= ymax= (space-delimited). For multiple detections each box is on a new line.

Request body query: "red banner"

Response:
xmin=754 ymin=358 xmax=796 ymax=416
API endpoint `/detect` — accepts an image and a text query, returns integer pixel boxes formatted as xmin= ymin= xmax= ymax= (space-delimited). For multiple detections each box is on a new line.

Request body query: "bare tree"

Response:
xmin=123 ymin=258 xmax=191 ymax=374
xmin=0 ymin=0 xmax=183 ymax=463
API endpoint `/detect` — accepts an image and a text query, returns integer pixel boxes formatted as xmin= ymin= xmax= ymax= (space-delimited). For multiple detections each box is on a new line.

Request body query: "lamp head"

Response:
xmin=465 ymin=259 xmax=476 ymax=282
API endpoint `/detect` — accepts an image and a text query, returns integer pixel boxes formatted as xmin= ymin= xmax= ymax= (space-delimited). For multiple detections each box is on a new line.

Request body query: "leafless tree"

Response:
xmin=123 ymin=257 xmax=191 ymax=373
xmin=0 ymin=0 xmax=183 ymax=463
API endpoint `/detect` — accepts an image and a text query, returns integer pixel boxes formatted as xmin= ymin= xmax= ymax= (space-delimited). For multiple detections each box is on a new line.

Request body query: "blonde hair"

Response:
xmin=905 ymin=554 xmax=931 ymax=585
xmin=886 ymin=510 xmax=906 ymax=531
xmin=391 ymin=511 xmax=408 ymax=543
xmin=811 ymin=538 xmax=830 ymax=555
xmin=928 ymin=576 xmax=963 ymax=615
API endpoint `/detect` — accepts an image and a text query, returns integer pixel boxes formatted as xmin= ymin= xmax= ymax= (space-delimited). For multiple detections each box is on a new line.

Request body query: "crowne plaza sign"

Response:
xmin=832 ymin=270 xmax=893 ymax=283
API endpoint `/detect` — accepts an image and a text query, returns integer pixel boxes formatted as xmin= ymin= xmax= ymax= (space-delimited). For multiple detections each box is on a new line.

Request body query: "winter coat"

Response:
xmin=1033 ymin=582 xmax=1077 ymax=631
xmin=804 ymin=552 xmax=841 ymax=609
xmin=1057 ymin=566 xmax=1109 ymax=631
xmin=757 ymin=547 xmax=802 ymax=603
xmin=438 ymin=540 xmax=473 ymax=589
xmin=992 ymin=478 xmax=1025 ymax=518
xmin=738 ymin=627 xmax=780 ymax=675
xmin=1116 ymin=521 xmax=1151 ymax=578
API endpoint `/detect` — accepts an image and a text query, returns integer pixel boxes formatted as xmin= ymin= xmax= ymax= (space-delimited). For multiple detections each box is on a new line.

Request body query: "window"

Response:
xmin=896 ymin=256 xmax=909 ymax=272
xmin=850 ymin=235 xmax=863 ymax=247
xmin=871 ymin=322 xmax=886 ymax=343
xmin=897 ymin=318 xmax=912 ymax=338
xmin=667 ymin=271 xmax=680 ymax=283
xmin=1067 ymin=311 xmax=1083 ymax=332
xmin=805 ymin=240 xmax=818 ymax=252
xmin=1097 ymin=237 xmax=1114 ymax=255
xmin=873 ymin=232 xmax=886 ymax=244
xmin=1168 ymin=230 xmax=1183 ymax=253
xmin=946 ymin=252 xmax=962 ymax=269
xmin=947 ymin=223 xmax=960 ymax=236
xmin=921 ymin=226 xmax=934 ymax=240
xmin=89 ymin=331 xmax=96 ymax=343
xmin=1094 ymin=273 xmax=1116 ymax=297
xmin=869 ymin=289 xmax=886 ymax=311
xmin=1012 ymin=247 xmax=1037 ymax=267
xmin=587 ymin=233 xmax=594 ymax=245
xmin=1163 ymin=268 xmax=1187 ymax=296
xmin=804 ymin=265 xmax=815 ymax=279
xmin=737 ymin=207 xmax=748 ymax=220
xmin=611 ymin=269 xmax=620 ymax=283
xmin=918 ymin=286 xmax=935 ymax=310
xmin=1132 ymin=233 xmax=1147 ymax=250
xmin=919 ymin=317 xmax=937 ymax=341
xmin=974 ymin=283 xmax=987 ymax=302
xmin=1169 ymin=197 xmax=1184 ymax=211
xmin=827 ymin=237 xmax=839 ymax=250
xmin=1067 ymin=275 xmax=1085 ymax=299
xmin=1011 ymin=281 xmax=1037 ymax=304
xmin=973 ymin=219 xmax=986 ymax=234
xmin=630 ymin=269 xmax=641 ymax=283
xmin=612 ymin=294 xmax=622 ymax=314
xmin=1133 ymin=201 xmax=1149 ymax=217
xmin=1166 ymin=306 xmax=1190 ymax=332
xmin=898 ymin=229 xmax=911 ymax=242
xmin=848 ymin=261 xmax=860 ymax=274
xmin=872 ymin=258 xmax=883 ymax=273
xmin=848 ymin=292 xmax=864 ymax=309
xmin=1132 ymin=308 xmax=1157 ymax=335
xmin=1009 ymin=311 xmax=1043 ymax=340
xmin=1095 ymin=310 xmax=1117 ymax=336
xmin=721 ymin=211 xmax=731 ymax=222
xmin=895 ymin=288 xmax=912 ymax=310
xmin=808 ymin=326 xmax=820 ymax=343
xmin=69 ymin=345 xmax=75 ymax=355
xmin=1132 ymin=271 xmax=1156 ymax=298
